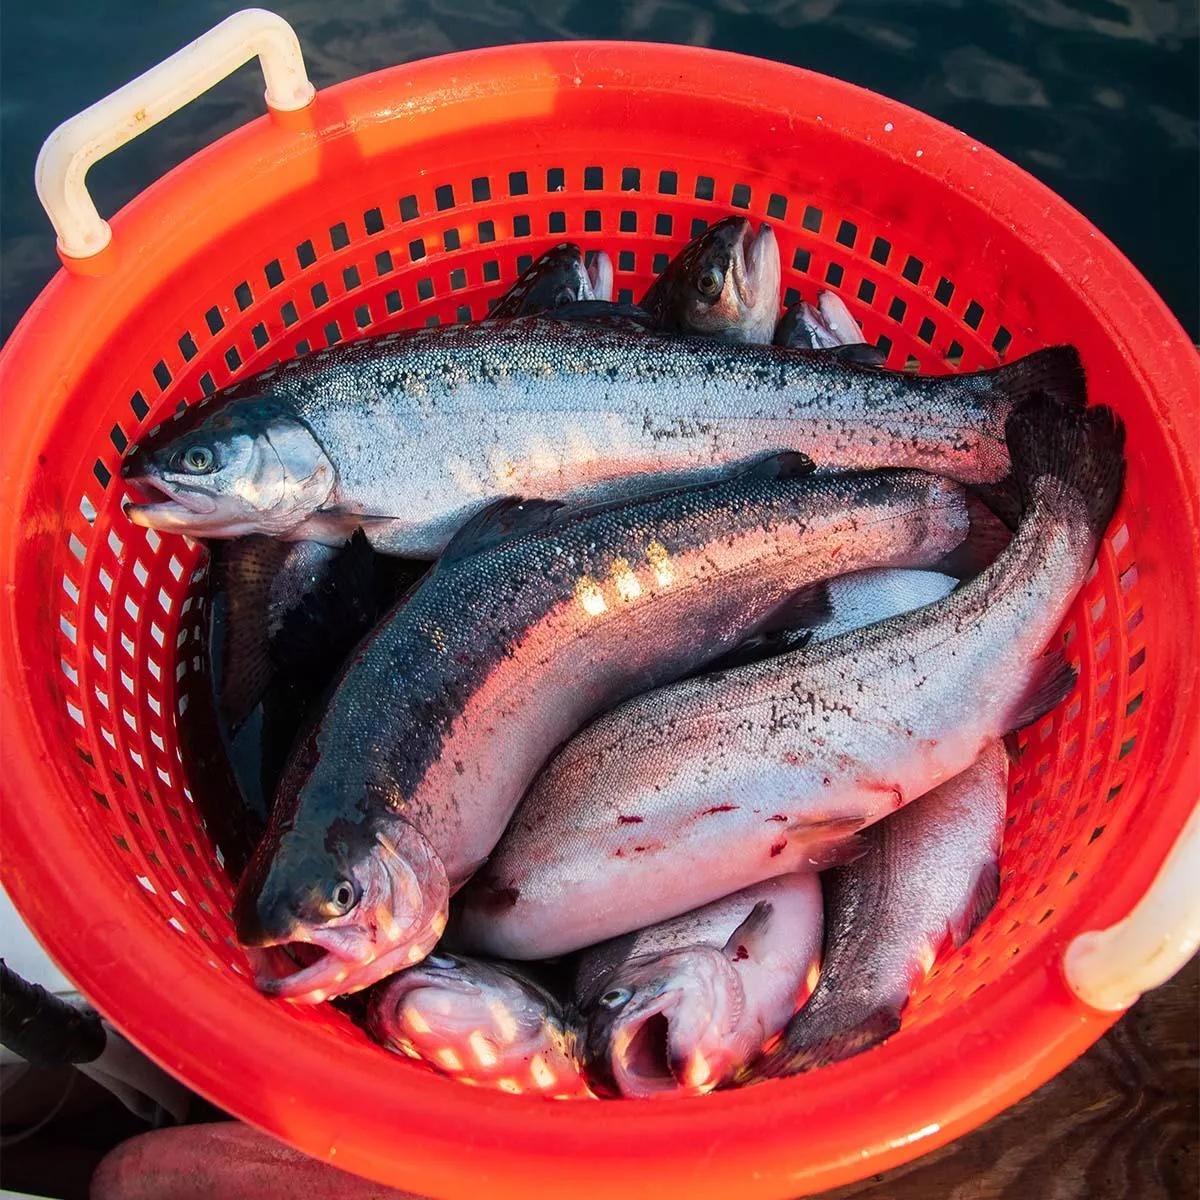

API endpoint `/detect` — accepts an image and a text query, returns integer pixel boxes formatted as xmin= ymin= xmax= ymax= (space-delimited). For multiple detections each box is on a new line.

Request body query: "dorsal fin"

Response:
xmin=721 ymin=901 xmax=775 ymax=962
xmin=441 ymin=498 xmax=567 ymax=563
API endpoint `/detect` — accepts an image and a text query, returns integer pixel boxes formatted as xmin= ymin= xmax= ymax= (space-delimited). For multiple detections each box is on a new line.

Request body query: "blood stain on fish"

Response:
xmin=767 ymin=814 xmax=788 ymax=823
xmin=700 ymin=804 xmax=738 ymax=815
xmin=769 ymin=840 xmax=787 ymax=857
xmin=731 ymin=945 xmax=749 ymax=962
xmin=617 ymin=815 xmax=643 ymax=824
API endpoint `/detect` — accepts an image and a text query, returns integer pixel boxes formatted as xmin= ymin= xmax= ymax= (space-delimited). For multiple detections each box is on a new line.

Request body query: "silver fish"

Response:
xmin=748 ymin=743 xmax=1007 ymax=1080
xmin=489 ymin=244 xmax=613 ymax=319
xmin=456 ymin=395 xmax=1124 ymax=960
xmin=119 ymin=316 xmax=1083 ymax=555
xmin=640 ymin=216 xmax=781 ymax=344
xmin=234 ymin=458 xmax=972 ymax=1002
xmin=366 ymin=952 xmax=587 ymax=1096
xmin=576 ymin=874 xmax=822 ymax=1097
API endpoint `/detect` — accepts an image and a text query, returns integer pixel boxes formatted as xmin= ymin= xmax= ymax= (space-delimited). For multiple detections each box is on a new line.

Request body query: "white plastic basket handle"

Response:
xmin=1064 ymin=802 xmax=1200 ymax=1012
xmin=35 ymin=8 xmax=315 ymax=259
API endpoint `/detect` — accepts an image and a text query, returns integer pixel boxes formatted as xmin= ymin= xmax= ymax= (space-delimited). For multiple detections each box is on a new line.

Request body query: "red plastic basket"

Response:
xmin=2 ymin=32 xmax=1198 ymax=1200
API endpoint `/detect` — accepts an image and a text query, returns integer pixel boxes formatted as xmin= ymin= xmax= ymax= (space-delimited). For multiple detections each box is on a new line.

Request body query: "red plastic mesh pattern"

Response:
xmin=42 ymin=147 xmax=1151 ymax=1057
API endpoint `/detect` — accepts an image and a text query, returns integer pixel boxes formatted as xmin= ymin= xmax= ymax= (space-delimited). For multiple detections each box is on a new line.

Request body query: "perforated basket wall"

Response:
xmin=2 ymin=44 xmax=1197 ymax=1200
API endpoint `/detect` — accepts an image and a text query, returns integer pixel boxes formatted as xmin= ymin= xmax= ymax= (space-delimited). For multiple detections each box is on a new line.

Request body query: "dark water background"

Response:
xmin=1 ymin=0 xmax=1196 ymax=341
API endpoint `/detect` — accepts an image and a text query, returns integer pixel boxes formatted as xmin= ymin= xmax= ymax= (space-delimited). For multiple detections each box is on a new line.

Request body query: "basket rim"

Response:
xmin=2 ymin=41 xmax=1198 ymax=1200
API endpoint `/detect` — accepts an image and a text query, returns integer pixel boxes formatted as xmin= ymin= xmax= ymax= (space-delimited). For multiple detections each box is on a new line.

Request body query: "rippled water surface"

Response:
xmin=2 ymin=0 xmax=1195 ymax=338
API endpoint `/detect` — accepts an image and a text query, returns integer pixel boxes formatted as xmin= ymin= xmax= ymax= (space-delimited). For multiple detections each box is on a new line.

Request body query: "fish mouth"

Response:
xmin=123 ymin=475 xmax=218 ymax=527
xmin=586 ymin=250 xmax=614 ymax=302
xmin=248 ymin=933 xmax=428 ymax=1003
xmin=733 ymin=222 xmax=779 ymax=310
xmin=608 ymin=994 xmax=693 ymax=1098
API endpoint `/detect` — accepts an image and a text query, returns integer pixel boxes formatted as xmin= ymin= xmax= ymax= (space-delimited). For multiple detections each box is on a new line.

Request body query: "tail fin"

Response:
xmin=982 ymin=344 xmax=1087 ymax=412
xmin=740 ymin=1003 xmax=903 ymax=1082
xmin=1006 ymin=393 xmax=1126 ymax=535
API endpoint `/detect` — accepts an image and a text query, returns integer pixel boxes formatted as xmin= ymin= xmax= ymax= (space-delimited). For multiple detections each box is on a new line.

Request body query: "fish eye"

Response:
xmin=425 ymin=953 xmax=457 ymax=969
xmin=326 ymin=879 xmax=358 ymax=916
xmin=697 ymin=267 xmax=724 ymax=299
xmin=599 ymin=987 xmax=632 ymax=1010
xmin=179 ymin=445 xmax=215 ymax=474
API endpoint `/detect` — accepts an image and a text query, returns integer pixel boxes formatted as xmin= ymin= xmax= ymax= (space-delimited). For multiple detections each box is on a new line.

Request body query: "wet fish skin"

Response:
xmin=456 ymin=395 xmax=1124 ymax=960
xmin=747 ymin=743 xmax=1007 ymax=1080
xmin=489 ymin=244 xmax=612 ymax=318
xmin=576 ymin=875 xmax=822 ymax=1097
xmin=120 ymin=316 xmax=1084 ymax=556
xmin=640 ymin=216 xmax=781 ymax=344
xmin=366 ymin=952 xmax=587 ymax=1096
xmin=235 ymin=459 xmax=972 ymax=1001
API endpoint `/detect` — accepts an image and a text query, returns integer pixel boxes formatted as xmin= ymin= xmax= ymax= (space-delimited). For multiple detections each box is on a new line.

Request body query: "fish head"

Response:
xmin=650 ymin=216 xmax=781 ymax=343
xmin=580 ymin=946 xmax=746 ymax=1097
xmin=234 ymin=814 xmax=450 ymax=1003
xmin=495 ymin=244 xmax=600 ymax=316
xmin=367 ymin=955 xmax=585 ymax=1093
xmin=122 ymin=398 xmax=336 ymax=539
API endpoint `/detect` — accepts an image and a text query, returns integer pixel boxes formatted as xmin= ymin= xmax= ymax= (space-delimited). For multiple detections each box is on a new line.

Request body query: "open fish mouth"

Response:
xmin=248 ymin=934 xmax=425 ymax=1003
xmin=123 ymin=476 xmax=219 ymax=527
xmin=734 ymin=222 xmax=778 ymax=309
xmin=608 ymin=993 xmax=697 ymax=1097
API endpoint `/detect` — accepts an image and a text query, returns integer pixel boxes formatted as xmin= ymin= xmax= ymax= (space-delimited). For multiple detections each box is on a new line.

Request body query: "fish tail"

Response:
xmin=963 ymin=346 xmax=1089 ymax=526
xmin=1006 ymin=392 xmax=1127 ymax=535
xmin=741 ymin=1002 xmax=903 ymax=1081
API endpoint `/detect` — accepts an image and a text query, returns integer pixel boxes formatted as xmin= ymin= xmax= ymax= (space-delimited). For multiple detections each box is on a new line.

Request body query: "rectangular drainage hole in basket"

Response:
xmin=802 ymin=205 xmax=822 ymax=233
xmin=513 ymin=215 xmax=531 ymax=237
xmin=584 ymin=166 xmax=604 ymax=190
xmin=618 ymin=250 xmax=635 ymax=272
xmin=875 ymin=333 xmax=893 ymax=358
xmin=888 ymin=297 xmax=907 ymax=322
xmin=767 ymin=193 xmax=787 ymax=219
xmin=264 ymin=259 xmax=284 ymax=288
xmin=516 ymin=254 xmax=533 ymax=274
xmin=343 ymin=265 xmax=361 ymax=291
xmin=857 ymin=279 xmax=877 ymax=304
xmin=652 ymin=252 xmax=670 ymax=274
xmin=204 ymin=306 xmax=224 ymax=334
xmin=792 ymin=247 xmax=811 ymax=273
xmin=455 ymin=305 xmax=471 ymax=324
xmin=992 ymin=326 xmax=1013 ymax=355
xmin=658 ymin=170 xmax=678 ymax=195
xmin=93 ymin=459 xmax=111 ymax=488
xmin=654 ymin=213 xmax=673 ymax=237
xmin=376 ymin=250 xmax=394 ymax=276
xmin=416 ymin=278 xmax=434 ymax=301
xmin=385 ymin=290 xmax=402 ymax=313
xmin=363 ymin=207 xmax=384 ymax=235
xmin=902 ymin=255 xmax=924 ymax=284
xmin=152 ymin=361 xmax=171 ymax=390
xmin=324 ymin=322 xmax=342 ymax=346
xmin=443 ymin=229 xmax=461 ymax=252
xmin=617 ymin=288 xmax=634 ymax=305
xmin=508 ymin=170 xmax=528 ymax=197
xmin=621 ymin=166 xmax=641 ymax=192
xmin=620 ymin=211 xmax=637 ymax=233
xmin=471 ymin=177 xmax=491 ymax=202
xmin=695 ymin=175 xmax=715 ymax=201
xmin=945 ymin=340 xmax=964 ymax=367
xmin=234 ymin=281 xmax=253 ymax=310
xmin=224 ymin=347 xmax=242 ymax=372
xmin=450 ymin=268 xmax=467 ymax=290
xmin=400 ymin=194 xmax=419 ymax=221
xmin=482 ymin=260 xmax=500 ymax=283
xmin=731 ymin=182 xmax=751 ymax=209
xmin=478 ymin=219 xmax=496 ymax=244
xmin=691 ymin=217 xmax=708 ymax=239
xmin=1125 ymin=691 xmax=1143 ymax=717
xmin=917 ymin=317 xmax=936 ymax=344
xmin=836 ymin=219 xmax=857 ymax=248
xmin=963 ymin=300 xmax=985 ymax=330
xmin=934 ymin=277 xmax=954 ymax=306
xmin=869 ymin=236 xmax=891 ymax=265
xmin=329 ymin=222 xmax=350 ymax=250
xmin=825 ymin=262 xmax=844 ymax=287
xmin=1118 ymin=735 xmax=1136 ymax=759
xmin=311 ymin=281 xmax=329 ymax=308
xmin=549 ymin=211 xmax=566 ymax=234
xmin=296 ymin=239 xmax=317 ymax=268
xmin=251 ymin=323 xmax=268 ymax=349
xmin=130 ymin=390 xmax=149 ymax=419
xmin=178 ymin=332 xmax=198 ymax=361
xmin=584 ymin=211 xmax=601 ymax=233
xmin=355 ymin=305 xmax=371 ymax=329
xmin=783 ymin=287 xmax=800 ymax=307
xmin=281 ymin=301 xmax=299 ymax=328
xmin=409 ymin=238 xmax=426 ymax=261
